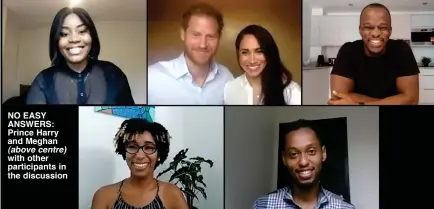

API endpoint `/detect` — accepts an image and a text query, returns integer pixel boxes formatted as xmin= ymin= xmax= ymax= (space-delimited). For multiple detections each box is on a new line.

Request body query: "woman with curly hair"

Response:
xmin=91 ymin=118 xmax=188 ymax=209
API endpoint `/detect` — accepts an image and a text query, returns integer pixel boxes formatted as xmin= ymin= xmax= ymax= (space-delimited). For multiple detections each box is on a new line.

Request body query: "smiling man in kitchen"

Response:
xmin=253 ymin=120 xmax=355 ymax=209
xmin=329 ymin=3 xmax=419 ymax=105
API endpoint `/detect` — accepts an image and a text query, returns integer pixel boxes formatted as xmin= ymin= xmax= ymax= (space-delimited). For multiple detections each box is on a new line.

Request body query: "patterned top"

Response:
xmin=253 ymin=187 xmax=356 ymax=209
xmin=112 ymin=179 xmax=165 ymax=209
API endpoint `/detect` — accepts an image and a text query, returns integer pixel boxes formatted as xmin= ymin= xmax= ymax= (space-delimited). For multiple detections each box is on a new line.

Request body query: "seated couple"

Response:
xmin=147 ymin=3 xmax=301 ymax=105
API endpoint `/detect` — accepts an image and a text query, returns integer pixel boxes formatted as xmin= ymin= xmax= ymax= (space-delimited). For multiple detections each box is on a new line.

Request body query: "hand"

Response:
xmin=328 ymin=91 xmax=357 ymax=105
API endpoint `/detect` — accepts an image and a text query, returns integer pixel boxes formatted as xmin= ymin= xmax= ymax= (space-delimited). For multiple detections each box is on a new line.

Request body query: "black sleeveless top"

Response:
xmin=112 ymin=179 xmax=165 ymax=209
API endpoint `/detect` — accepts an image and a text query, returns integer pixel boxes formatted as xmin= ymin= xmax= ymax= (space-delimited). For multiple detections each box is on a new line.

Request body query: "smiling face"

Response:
xmin=238 ymin=34 xmax=267 ymax=78
xmin=359 ymin=7 xmax=392 ymax=56
xmin=181 ymin=14 xmax=220 ymax=66
xmin=125 ymin=131 xmax=158 ymax=179
xmin=282 ymin=128 xmax=326 ymax=188
xmin=58 ymin=13 xmax=92 ymax=64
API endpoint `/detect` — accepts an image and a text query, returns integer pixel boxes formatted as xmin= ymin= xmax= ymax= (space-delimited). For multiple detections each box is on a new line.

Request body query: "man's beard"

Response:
xmin=185 ymin=48 xmax=212 ymax=66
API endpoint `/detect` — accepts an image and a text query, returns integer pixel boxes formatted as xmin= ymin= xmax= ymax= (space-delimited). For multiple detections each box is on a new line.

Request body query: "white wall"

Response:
xmin=182 ymin=107 xmax=225 ymax=209
xmin=225 ymin=106 xmax=379 ymax=209
xmin=2 ymin=7 xmax=20 ymax=102
xmin=224 ymin=107 xmax=275 ymax=209
xmin=2 ymin=6 xmax=6 ymax=55
xmin=302 ymin=1 xmax=312 ymax=63
xmin=78 ymin=106 xmax=224 ymax=209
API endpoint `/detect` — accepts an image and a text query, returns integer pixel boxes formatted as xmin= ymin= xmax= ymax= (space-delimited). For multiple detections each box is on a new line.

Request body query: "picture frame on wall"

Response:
xmin=94 ymin=106 xmax=155 ymax=122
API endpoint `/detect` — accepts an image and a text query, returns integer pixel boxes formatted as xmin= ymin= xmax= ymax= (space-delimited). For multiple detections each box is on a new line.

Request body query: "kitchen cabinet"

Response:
xmin=318 ymin=15 xmax=360 ymax=46
xmin=315 ymin=14 xmax=412 ymax=46
xmin=310 ymin=16 xmax=321 ymax=46
xmin=390 ymin=14 xmax=411 ymax=39
xmin=302 ymin=67 xmax=332 ymax=105
xmin=318 ymin=15 xmax=362 ymax=46
xmin=411 ymin=15 xmax=434 ymax=28
xmin=419 ymin=68 xmax=434 ymax=105
xmin=340 ymin=16 xmax=360 ymax=43
xmin=319 ymin=16 xmax=343 ymax=46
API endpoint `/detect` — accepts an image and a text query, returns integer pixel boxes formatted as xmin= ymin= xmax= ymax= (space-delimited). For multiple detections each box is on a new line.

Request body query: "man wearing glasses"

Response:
xmin=329 ymin=3 xmax=419 ymax=105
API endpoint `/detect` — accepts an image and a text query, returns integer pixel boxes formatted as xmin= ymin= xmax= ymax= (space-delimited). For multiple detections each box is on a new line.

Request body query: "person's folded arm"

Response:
xmin=364 ymin=75 xmax=419 ymax=105
xmin=330 ymin=74 xmax=379 ymax=102
xmin=329 ymin=42 xmax=380 ymax=103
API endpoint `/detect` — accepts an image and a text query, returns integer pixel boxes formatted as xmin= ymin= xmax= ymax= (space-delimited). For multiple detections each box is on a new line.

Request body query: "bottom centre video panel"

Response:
xmin=78 ymin=106 xmax=224 ymax=209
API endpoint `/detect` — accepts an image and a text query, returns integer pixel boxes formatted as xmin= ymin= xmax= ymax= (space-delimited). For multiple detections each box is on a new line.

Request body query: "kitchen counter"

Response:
xmin=302 ymin=66 xmax=333 ymax=70
xmin=302 ymin=65 xmax=434 ymax=105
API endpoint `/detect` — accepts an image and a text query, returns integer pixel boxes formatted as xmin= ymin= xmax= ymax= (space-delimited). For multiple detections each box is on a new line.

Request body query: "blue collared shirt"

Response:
xmin=147 ymin=53 xmax=233 ymax=105
xmin=253 ymin=187 xmax=356 ymax=209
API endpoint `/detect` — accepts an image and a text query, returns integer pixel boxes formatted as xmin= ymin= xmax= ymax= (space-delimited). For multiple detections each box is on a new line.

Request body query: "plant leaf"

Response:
xmin=196 ymin=175 xmax=207 ymax=187
xmin=190 ymin=157 xmax=214 ymax=168
xmin=156 ymin=166 xmax=173 ymax=178
xmin=157 ymin=149 xmax=213 ymax=205
xmin=171 ymin=149 xmax=189 ymax=170
xmin=182 ymin=187 xmax=199 ymax=200
xmin=193 ymin=186 xmax=207 ymax=199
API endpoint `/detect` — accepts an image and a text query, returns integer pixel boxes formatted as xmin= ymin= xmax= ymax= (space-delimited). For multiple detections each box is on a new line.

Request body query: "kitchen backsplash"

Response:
xmin=309 ymin=45 xmax=434 ymax=66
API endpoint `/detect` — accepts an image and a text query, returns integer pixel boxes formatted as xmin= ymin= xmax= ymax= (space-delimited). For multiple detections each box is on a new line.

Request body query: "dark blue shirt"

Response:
xmin=26 ymin=59 xmax=135 ymax=105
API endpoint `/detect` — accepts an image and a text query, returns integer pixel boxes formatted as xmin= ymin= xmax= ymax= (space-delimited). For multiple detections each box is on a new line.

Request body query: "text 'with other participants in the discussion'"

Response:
xmin=7 ymin=111 xmax=68 ymax=180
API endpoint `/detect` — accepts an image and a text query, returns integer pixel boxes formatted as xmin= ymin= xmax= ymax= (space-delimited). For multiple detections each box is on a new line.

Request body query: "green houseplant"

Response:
xmin=421 ymin=56 xmax=432 ymax=67
xmin=157 ymin=149 xmax=213 ymax=209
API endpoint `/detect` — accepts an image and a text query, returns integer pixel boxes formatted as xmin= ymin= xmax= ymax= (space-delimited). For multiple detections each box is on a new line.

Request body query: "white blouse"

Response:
xmin=223 ymin=74 xmax=301 ymax=105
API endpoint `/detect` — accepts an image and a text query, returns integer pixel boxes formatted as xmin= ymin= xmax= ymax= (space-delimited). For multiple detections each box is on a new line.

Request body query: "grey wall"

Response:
xmin=225 ymin=107 xmax=275 ymax=209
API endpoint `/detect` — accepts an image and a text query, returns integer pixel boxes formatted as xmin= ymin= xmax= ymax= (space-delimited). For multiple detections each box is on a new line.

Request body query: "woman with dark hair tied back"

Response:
xmin=224 ymin=25 xmax=301 ymax=105
xmin=26 ymin=7 xmax=135 ymax=105
xmin=91 ymin=119 xmax=188 ymax=209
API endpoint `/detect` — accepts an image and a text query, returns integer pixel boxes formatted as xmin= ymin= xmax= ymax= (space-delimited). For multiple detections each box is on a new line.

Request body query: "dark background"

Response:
xmin=278 ymin=117 xmax=351 ymax=203
xmin=379 ymin=106 xmax=434 ymax=208
xmin=1 ymin=105 xmax=78 ymax=209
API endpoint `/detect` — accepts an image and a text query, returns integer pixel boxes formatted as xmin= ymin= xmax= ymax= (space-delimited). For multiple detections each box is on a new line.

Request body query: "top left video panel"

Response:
xmin=2 ymin=0 xmax=147 ymax=105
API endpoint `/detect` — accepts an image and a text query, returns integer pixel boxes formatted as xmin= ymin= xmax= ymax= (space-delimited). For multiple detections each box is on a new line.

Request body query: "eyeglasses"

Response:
xmin=125 ymin=144 xmax=157 ymax=155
